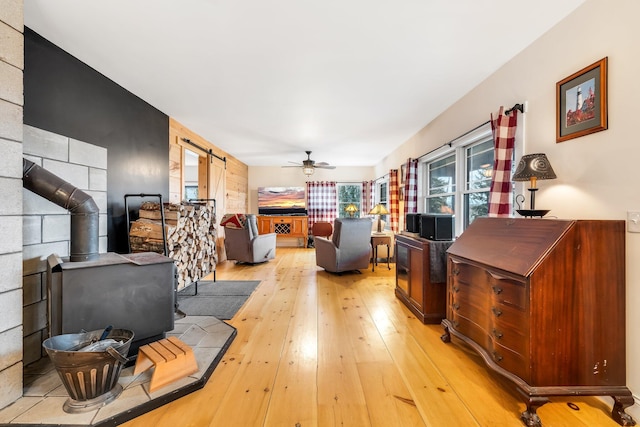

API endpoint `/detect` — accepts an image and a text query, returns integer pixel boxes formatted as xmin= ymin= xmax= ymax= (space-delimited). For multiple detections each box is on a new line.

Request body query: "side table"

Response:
xmin=371 ymin=234 xmax=391 ymax=272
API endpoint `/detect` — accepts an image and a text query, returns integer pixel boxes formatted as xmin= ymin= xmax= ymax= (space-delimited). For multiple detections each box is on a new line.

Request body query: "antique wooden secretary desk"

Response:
xmin=441 ymin=217 xmax=635 ymax=426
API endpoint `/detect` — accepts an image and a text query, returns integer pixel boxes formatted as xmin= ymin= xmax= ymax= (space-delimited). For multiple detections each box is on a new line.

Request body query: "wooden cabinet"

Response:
xmin=395 ymin=234 xmax=451 ymax=324
xmin=257 ymin=215 xmax=308 ymax=248
xmin=441 ymin=218 xmax=635 ymax=426
xmin=256 ymin=216 xmax=272 ymax=235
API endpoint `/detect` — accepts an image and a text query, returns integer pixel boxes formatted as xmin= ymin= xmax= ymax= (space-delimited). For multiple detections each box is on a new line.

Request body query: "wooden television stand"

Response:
xmin=257 ymin=215 xmax=308 ymax=248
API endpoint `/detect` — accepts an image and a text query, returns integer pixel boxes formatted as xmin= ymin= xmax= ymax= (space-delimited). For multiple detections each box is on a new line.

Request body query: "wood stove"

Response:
xmin=47 ymin=251 xmax=176 ymax=355
xmin=24 ymin=157 xmax=176 ymax=356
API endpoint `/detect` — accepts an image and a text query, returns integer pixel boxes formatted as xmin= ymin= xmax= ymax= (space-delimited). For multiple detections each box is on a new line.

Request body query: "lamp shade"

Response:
xmin=512 ymin=153 xmax=557 ymax=182
xmin=345 ymin=203 xmax=359 ymax=217
xmin=303 ymin=166 xmax=315 ymax=176
xmin=369 ymin=203 xmax=389 ymax=215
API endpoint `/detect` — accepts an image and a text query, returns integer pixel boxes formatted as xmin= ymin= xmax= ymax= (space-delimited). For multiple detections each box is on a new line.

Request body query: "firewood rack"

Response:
xmin=183 ymin=198 xmax=217 ymax=295
xmin=124 ymin=193 xmax=168 ymax=256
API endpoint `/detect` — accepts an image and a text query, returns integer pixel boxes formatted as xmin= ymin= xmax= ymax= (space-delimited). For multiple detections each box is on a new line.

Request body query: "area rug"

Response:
xmin=177 ymin=280 xmax=261 ymax=319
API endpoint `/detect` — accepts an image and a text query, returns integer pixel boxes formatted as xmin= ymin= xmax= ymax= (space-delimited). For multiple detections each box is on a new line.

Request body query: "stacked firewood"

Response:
xmin=129 ymin=201 xmax=217 ymax=290
xmin=129 ymin=202 xmax=180 ymax=253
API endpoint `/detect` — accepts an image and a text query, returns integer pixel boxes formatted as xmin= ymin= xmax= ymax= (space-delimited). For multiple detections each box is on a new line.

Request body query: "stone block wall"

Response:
xmin=22 ymin=125 xmax=108 ymax=366
xmin=0 ymin=0 xmax=24 ymax=410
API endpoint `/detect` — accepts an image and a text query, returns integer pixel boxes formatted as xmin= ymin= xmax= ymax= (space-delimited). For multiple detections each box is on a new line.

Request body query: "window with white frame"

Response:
xmin=375 ymin=179 xmax=389 ymax=228
xmin=463 ymin=138 xmax=494 ymax=228
xmin=419 ymin=122 xmax=521 ymax=237
xmin=425 ymin=153 xmax=456 ymax=216
xmin=336 ymin=183 xmax=362 ymax=218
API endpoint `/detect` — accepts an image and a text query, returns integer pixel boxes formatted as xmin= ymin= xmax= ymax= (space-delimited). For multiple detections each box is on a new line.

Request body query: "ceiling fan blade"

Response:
xmin=315 ymin=165 xmax=336 ymax=169
xmin=281 ymin=165 xmax=302 ymax=168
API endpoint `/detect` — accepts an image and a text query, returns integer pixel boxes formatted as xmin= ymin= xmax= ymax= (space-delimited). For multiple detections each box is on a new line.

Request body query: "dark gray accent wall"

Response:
xmin=23 ymin=28 xmax=169 ymax=253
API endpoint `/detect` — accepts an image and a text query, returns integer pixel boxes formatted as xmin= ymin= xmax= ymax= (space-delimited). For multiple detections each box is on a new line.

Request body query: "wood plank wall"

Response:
xmin=169 ymin=118 xmax=249 ymax=260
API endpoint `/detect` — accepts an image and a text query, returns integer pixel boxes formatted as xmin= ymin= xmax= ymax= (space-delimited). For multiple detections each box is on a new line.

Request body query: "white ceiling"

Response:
xmin=24 ymin=0 xmax=585 ymax=168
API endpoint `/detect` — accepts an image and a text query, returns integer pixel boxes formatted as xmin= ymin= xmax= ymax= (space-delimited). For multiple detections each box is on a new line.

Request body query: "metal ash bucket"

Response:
xmin=42 ymin=328 xmax=134 ymax=413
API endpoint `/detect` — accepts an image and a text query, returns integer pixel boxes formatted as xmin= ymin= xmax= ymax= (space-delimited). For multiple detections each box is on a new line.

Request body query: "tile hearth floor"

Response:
xmin=0 ymin=315 xmax=236 ymax=427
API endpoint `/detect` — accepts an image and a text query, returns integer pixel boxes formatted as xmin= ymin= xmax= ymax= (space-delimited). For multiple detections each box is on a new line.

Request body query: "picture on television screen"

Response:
xmin=258 ymin=187 xmax=306 ymax=215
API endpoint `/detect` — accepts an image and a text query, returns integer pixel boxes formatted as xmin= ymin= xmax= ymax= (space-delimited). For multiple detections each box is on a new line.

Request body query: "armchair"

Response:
xmin=315 ymin=218 xmax=372 ymax=273
xmin=222 ymin=214 xmax=276 ymax=264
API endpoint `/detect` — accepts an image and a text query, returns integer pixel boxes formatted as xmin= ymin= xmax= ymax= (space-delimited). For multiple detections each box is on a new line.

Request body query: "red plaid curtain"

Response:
xmin=488 ymin=106 xmax=518 ymax=217
xmin=403 ymin=158 xmax=419 ymax=215
xmin=361 ymin=180 xmax=375 ymax=215
xmin=306 ymin=181 xmax=337 ymax=232
xmin=389 ymin=169 xmax=399 ymax=232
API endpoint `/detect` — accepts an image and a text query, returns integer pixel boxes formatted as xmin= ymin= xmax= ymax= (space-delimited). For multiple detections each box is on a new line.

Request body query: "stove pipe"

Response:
xmin=23 ymin=158 xmax=99 ymax=262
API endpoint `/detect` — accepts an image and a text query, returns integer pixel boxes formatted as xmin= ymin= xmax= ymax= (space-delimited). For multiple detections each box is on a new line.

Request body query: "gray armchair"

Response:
xmin=315 ymin=218 xmax=372 ymax=273
xmin=223 ymin=214 xmax=276 ymax=264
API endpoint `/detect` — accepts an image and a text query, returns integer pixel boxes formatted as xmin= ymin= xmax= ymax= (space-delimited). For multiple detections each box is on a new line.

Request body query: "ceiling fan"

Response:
xmin=283 ymin=151 xmax=336 ymax=176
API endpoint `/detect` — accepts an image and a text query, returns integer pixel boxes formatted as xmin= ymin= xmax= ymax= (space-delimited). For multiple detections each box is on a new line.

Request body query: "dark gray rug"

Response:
xmin=177 ymin=280 xmax=260 ymax=319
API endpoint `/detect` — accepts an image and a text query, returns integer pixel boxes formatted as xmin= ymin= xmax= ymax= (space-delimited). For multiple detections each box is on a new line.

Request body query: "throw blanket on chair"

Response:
xmin=220 ymin=213 xmax=247 ymax=229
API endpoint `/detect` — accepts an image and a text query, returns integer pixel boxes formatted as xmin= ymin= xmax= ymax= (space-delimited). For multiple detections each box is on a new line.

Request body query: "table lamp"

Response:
xmin=512 ymin=153 xmax=557 ymax=217
xmin=369 ymin=203 xmax=389 ymax=232
xmin=345 ymin=203 xmax=359 ymax=218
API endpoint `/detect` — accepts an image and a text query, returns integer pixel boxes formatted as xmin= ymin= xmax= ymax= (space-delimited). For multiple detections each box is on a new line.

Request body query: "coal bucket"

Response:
xmin=42 ymin=328 xmax=134 ymax=413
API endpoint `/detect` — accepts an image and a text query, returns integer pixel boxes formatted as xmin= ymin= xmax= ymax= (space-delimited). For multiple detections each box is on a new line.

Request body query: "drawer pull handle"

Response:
xmin=452 ymin=267 xmax=460 ymax=276
xmin=491 ymin=307 xmax=502 ymax=317
xmin=452 ymin=303 xmax=460 ymax=311
xmin=452 ymin=286 xmax=460 ymax=293
xmin=492 ymin=286 xmax=503 ymax=295
xmin=453 ymin=320 xmax=459 ymax=328
xmin=492 ymin=328 xmax=503 ymax=339
xmin=492 ymin=351 xmax=503 ymax=362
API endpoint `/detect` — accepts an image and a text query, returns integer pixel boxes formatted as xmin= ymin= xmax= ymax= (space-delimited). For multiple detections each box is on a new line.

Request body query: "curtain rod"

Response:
xmin=181 ymin=137 xmax=227 ymax=168
xmin=416 ymin=101 xmax=524 ymax=160
xmin=375 ymin=172 xmax=390 ymax=182
xmin=417 ymin=120 xmax=489 ymax=160
xmin=505 ymin=103 xmax=525 ymax=116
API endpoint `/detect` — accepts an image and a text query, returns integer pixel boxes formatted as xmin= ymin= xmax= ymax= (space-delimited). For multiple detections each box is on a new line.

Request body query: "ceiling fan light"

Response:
xmin=303 ymin=166 xmax=315 ymax=176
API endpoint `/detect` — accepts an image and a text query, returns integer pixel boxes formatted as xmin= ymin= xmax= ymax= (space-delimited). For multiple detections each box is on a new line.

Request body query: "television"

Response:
xmin=258 ymin=187 xmax=307 ymax=215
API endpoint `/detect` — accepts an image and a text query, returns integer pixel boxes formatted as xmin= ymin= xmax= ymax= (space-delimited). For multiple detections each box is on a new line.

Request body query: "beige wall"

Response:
xmin=375 ymin=0 xmax=640 ymax=413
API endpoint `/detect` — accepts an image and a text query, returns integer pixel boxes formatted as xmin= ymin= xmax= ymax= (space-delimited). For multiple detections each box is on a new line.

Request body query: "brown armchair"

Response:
xmin=310 ymin=221 xmax=333 ymax=247
xmin=222 ymin=214 xmax=276 ymax=264
xmin=315 ymin=218 xmax=372 ymax=273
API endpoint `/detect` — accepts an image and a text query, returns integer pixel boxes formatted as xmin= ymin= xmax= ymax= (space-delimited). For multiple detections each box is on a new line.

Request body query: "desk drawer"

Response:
xmin=487 ymin=271 xmax=528 ymax=310
xmin=490 ymin=341 xmax=530 ymax=383
xmin=489 ymin=300 xmax=528 ymax=355
xmin=450 ymin=312 xmax=489 ymax=350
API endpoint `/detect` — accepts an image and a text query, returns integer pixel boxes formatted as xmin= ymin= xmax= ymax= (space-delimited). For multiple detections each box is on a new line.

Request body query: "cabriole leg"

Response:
xmin=612 ymin=395 xmax=636 ymax=426
xmin=440 ymin=324 xmax=451 ymax=343
xmin=520 ymin=396 xmax=548 ymax=427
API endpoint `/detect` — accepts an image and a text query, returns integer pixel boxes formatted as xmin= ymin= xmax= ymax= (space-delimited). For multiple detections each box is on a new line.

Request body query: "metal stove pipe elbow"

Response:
xmin=22 ymin=158 xmax=100 ymax=262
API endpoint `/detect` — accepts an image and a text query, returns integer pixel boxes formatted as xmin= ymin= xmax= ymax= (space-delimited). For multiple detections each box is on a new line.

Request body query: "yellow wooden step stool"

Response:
xmin=133 ymin=336 xmax=198 ymax=392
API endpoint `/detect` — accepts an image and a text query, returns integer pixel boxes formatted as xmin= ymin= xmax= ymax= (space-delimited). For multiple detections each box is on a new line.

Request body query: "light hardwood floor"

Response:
xmin=122 ymin=247 xmax=624 ymax=427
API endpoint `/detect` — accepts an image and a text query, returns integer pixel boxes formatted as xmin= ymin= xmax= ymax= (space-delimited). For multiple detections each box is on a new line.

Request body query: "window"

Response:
xmin=420 ymin=122 xmax=521 ymax=236
xmin=337 ymin=183 xmax=362 ymax=218
xmin=426 ymin=154 xmax=456 ymax=215
xmin=463 ymin=139 xmax=494 ymax=228
xmin=378 ymin=180 xmax=389 ymax=226
xmin=424 ymin=138 xmax=494 ymax=233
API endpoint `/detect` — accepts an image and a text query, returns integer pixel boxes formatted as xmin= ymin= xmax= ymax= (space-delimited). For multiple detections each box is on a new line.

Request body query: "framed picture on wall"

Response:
xmin=556 ymin=57 xmax=608 ymax=143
